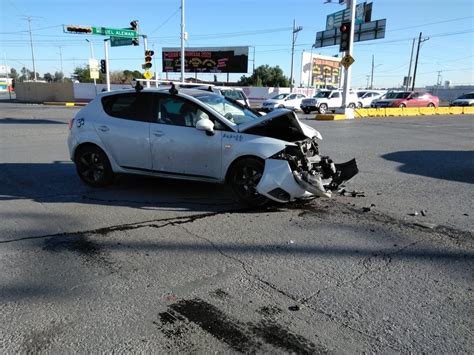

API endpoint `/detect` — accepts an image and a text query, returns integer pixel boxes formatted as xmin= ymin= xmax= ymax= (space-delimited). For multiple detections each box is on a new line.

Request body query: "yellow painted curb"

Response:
xmin=436 ymin=107 xmax=450 ymax=115
xmin=463 ymin=106 xmax=474 ymax=114
xmin=419 ymin=107 xmax=436 ymax=115
xmin=65 ymin=102 xmax=75 ymax=107
xmin=315 ymin=114 xmax=346 ymax=120
xmin=449 ymin=107 xmax=464 ymax=115
xmin=402 ymin=107 xmax=420 ymax=116
xmin=385 ymin=108 xmax=403 ymax=116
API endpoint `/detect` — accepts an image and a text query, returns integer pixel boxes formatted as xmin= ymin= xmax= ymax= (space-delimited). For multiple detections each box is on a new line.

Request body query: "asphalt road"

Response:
xmin=0 ymin=103 xmax=473 ymax=353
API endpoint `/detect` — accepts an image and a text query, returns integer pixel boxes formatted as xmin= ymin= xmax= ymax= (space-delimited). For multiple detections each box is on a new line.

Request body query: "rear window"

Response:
xmin=102 ymin=93 xmax=154 ymax=122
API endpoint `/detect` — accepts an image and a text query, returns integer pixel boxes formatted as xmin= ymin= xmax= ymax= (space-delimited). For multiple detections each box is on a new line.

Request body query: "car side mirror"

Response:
xmin=195 ymin=118 xmax=215 ymax=136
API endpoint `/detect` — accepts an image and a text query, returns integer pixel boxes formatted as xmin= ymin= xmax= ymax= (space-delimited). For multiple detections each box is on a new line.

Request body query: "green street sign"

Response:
xmin=110 ymin=37 xmax=134 ymax=47
xmin=92 ymin=26 xmax=137 ymax=38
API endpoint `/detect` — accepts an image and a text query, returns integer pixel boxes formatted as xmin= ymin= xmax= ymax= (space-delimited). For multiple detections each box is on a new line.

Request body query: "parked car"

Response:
xmin=372 ymin=91 xmax=439 ymax=108
xmin=300 ymin=89 xmax=358 ymax=114
xmin=450 ymin=92 xmax=474 ymax=106
xmin=261 ymin=93 xmax=307 ymax=112
xmin=356 ymin=90 xmax=386 ymax=108
xmin=68 ymin=86 xmax=358 ymax=206
xmin=193 ymin=85 xmax=251 ymax=107
xmin=370 ymin=91 xmax=403 ymax=107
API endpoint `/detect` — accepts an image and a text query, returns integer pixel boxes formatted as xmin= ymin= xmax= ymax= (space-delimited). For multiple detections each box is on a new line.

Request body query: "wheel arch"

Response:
xmin=225 ymin=155 xmax=265 ymax=183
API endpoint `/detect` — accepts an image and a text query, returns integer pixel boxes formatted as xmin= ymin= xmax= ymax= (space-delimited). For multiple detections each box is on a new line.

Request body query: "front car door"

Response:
xmin=150 ymin=94 xmax=223 ymax=180
xmin=328 ymin=91 xmax=341 ymax=108
xmin=97 ymin=92 xmax=154 ymax=170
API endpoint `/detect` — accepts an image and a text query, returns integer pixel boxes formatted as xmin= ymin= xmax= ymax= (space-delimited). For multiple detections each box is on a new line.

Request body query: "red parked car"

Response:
xmin=372 ymin=91 xmax=439 ymax=108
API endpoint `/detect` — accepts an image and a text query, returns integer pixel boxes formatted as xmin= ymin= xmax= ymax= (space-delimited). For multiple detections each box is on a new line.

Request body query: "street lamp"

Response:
xmin=290 ymin=19 xmax=303 ymax=92
xmin=85 ymin=39 xmax=98 ymax=95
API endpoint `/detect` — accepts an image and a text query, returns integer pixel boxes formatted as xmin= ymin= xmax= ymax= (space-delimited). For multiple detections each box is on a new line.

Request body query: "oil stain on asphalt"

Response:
xmin=158 ymin=298 xmax=323 ymax=353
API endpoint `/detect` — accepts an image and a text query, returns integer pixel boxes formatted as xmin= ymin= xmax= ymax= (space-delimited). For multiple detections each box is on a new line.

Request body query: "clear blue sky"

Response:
xmin=1 ymin=0 xmax=473 ymax=88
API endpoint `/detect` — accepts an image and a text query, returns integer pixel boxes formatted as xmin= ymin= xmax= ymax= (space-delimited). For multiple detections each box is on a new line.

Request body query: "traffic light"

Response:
xmin=100 ymin=59 xmax=107 ymax=74
xmin=65 ymin=25 xmax=92 ymax=34
xmin=339 ymin=22 xmax=351 ymax=52
xmin=130 ymin=20 xmax=140 ymax=46
xmin=142 ymin=50 xmax=154 ymax=70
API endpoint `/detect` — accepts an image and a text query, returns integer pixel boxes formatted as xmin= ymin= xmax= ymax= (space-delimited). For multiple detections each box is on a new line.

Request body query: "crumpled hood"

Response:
xmin=238 ymin=110 xmax=322 ymax=142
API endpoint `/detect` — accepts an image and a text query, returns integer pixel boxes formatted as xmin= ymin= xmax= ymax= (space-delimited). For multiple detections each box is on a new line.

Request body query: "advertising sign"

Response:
xmin=301 ymin=53 xmax=342 ymax=88
xmin=162 ymin=46 xmax=249 ymax=73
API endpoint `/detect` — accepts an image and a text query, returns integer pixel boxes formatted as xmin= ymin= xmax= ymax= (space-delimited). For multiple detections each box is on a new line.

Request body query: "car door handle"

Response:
xmin=153 ymin=130 xmax=165 ymax=137
xmin=98 ymin=125 xmax=109 ymax=132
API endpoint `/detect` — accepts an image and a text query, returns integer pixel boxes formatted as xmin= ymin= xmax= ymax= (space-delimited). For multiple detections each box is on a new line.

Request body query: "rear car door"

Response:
xmin=97 ymin=92 xmax=154 ymax=170
xmin=150 ymin=94 xmax=223 ymax=180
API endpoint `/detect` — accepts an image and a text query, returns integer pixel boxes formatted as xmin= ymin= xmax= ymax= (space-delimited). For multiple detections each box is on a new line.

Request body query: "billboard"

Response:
xmin=300 ymin=53 xmax=342 ymax=88
xmin=162 ymin=46 xmax=249 ymax=73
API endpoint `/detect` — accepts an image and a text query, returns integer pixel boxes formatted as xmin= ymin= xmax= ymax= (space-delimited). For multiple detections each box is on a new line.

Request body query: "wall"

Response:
xmin=426 ymin=85 xmax=474 ymax=103
xmin=15 ymin=82 xmax=74 ymax=103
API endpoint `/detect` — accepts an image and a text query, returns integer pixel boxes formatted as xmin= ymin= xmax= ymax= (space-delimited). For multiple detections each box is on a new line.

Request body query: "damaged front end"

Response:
xmin=258 ymin=137 xmax=358 ymax=202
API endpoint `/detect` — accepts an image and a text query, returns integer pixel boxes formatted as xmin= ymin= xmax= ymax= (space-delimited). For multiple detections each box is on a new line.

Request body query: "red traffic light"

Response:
xmin=145 ymin=50 xmax=154 ymax=57
xmin=340 ymin=24 xmax=349 ymax=33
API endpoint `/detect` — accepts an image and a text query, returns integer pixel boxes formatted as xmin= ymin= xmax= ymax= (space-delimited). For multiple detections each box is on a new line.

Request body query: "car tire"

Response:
xmin=278 ymin=104 xmax=285 ymax=109
xmin=228 ymin=157 xmax=268 ymax=207
xmin=399 ymin=103 xmax=406 ymax=108
xmin=348 ymin=103 xmax=356 ymax=109
xmin=357 ymin=102 xmax=363 ymax=108
xmin=303 ymin=108 xmax=310 ymax=114
xmin=318 ymin=104 xmax=328 ymax=114
xmin=75 ymin=145 xmax=114 ymax=187
xmin=427 ymin=103 xmax=435 ymax=107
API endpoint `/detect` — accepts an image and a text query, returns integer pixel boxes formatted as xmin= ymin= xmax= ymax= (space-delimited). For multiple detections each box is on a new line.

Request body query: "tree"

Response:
xmin=44 ymin=73 xmax=53 ymax=82
xmin=9 ymin=68 xmax=19 ymax=81
xmin=71 ymin=65 xmax=105 ymax=83
xmin=53 ymin=71 xmax=64 ymax=82
xmin=238 ymin=65 xmax=290 ymax=87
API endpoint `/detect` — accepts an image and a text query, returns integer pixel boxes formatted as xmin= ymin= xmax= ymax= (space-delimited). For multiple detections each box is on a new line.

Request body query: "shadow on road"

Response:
xmin=382 ymin=150 xmax=474 ymax=184
xmin=0 ymin=117 xmax=66 ymax=125
xmin=0 ymin=161 xmax=238 ymax=211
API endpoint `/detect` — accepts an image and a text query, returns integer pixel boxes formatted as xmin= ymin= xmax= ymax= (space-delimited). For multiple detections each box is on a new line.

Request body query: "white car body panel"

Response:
xmin=68 ymin=88 xmax=357 ymax=204
xmin=262 ymin=93 xmax=307 ymax=111
xmin=256 ymin=159 xmax=311 ymax=202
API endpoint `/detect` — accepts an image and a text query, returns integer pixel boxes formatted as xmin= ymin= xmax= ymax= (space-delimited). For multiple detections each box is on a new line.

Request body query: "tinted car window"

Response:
xmin=102 ymin=93 xmax=154 ymax=122
xmin=331 ymin=92 xmax=340 ymax=98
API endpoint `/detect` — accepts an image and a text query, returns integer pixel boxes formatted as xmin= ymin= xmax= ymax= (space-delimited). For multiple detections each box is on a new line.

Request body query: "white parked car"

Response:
xmin=450 ymin=92 xmax=474 ymax=106
xmin=261 ymin=93 xmax=307 ymax=112
xmin=356 ymin=90 xmax=387 ymax=108
xmin=67 ymin=86 xmax=358 ymax=206
xmin=300 ymin=90 xmax=358 ymax=114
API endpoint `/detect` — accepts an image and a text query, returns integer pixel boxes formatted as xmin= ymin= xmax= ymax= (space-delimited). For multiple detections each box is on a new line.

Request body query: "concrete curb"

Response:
xmin=43 ymin=102 xmax=88 ymax=107
xmin=314 ymin=106 xmax=474 ymax=120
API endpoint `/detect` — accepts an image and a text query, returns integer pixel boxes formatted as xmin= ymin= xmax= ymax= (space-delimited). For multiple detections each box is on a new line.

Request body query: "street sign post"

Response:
xmin=110 ymin=37 xmax=134 ymax=47
xmin=92 ymin=27 xmax=137 ymax=38
xmin=341 ymin=54 xmax=355 ymax=69
xmin=315 ymin=19 xmax=386 ymax=48
xmin=326 ymin=2 xmax=371 ymax=30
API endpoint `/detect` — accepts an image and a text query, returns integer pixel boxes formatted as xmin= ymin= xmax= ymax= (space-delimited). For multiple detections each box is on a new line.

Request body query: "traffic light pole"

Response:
xmin=143 ymin=35 xmax=150 ymax=88
xmin=340 ymin=0 xmax=356 ymax=117
xmin=104 ymin=39 xmax=110 ymax=91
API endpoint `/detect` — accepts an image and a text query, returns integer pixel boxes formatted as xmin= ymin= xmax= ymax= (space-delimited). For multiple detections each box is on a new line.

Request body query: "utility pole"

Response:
xmin=366 ymin=75 xmax=370 ymax=89
xmin=290 ymin=19 xmax=303 ymax=92
xmin=26 ymin=17 xmax=37 ymax=81
xmin=370 ymin=55 xmax=374 ymax=89
xmin=180 ymin=0 xmax=185 ymax=83
xmin=411 ymin=32 xmax=430 ymax=91
xmin=85 ymin=40 xmax=97 ymax=94
xmin=58 ymin=46 xmax=64 ymax=81
xmin=104 ymin=39 xmax=110 ymax=91
xmin=405 ymin=38 xmax=415 ymax=91
xmin=340 ymin=0 xmax=356 ymax=116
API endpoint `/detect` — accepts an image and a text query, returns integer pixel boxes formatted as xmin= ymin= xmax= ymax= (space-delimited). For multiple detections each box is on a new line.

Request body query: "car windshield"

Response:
xmin=458 ymin=93 xmax=474 ymax=99
xmin=196 ymin=94 xmax=260 ymax=125
xmin=271 ymin=93 xmax=289 ymax=100
xmin=314 ymin=91 xmax=331 ymax=98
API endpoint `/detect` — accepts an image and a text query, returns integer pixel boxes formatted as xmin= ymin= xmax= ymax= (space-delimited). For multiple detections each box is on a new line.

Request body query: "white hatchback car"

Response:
xmin=68 ymin=86 xmax=358 ymax=205
xmin=261 ymin=93 xmax=307 ymax=112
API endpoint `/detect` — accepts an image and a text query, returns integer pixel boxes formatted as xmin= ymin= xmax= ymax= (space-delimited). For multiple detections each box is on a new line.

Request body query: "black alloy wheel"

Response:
xmin=229 ymin=157 xmax=268 ymax=206
xmin=75 ymin=146 xmax=114 ymax=187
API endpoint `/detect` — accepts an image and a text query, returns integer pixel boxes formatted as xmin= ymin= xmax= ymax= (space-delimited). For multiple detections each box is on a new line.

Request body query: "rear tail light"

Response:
xmin=68 ymin=118 xmax=75 ymax=130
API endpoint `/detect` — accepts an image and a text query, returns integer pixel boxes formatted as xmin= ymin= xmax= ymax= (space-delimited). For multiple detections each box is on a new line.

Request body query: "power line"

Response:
xmin=149 ymin=8 xmax=180 ymax=35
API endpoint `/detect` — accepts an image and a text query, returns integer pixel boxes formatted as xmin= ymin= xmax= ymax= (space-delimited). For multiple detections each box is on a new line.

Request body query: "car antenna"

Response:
xmin=207 ymin=86 xmax=213 ymax=92
xmin=169 ymin=82 xmax=178 ymax=95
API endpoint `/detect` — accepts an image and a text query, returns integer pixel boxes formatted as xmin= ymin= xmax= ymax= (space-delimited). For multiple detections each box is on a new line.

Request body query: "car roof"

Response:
xmin=99 ymin=87 xmax=221 ymax=99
